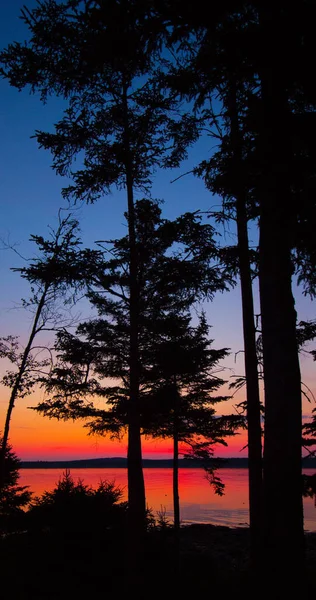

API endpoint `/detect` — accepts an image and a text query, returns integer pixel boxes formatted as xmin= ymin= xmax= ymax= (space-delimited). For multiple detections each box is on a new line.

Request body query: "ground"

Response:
xmin=0 ymin=524 xmax=315 ymax=598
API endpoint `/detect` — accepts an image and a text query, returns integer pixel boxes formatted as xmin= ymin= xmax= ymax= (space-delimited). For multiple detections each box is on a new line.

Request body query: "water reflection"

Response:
xmin=19 ymin=467 xmax=316 ymax=531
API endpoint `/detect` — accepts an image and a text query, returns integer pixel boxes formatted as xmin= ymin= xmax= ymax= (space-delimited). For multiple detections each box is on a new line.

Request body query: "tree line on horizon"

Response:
xmin=0 ymin=0 xmax=316 ymax=593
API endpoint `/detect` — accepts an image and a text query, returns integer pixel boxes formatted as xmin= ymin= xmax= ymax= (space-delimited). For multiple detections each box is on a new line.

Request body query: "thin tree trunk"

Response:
xmin=0 ymin=285 xmax=49 ymax=490
xmin=122 ymin=82 xmax=146 ymax=545
xmin=236 ymin=190 xmax=263 ymax=570
xmin=173 ymin=410 xmax=180 ymax=531
xmin=258 ymin=7 xmax=304 ymax=588
xmin=173 ymin=382 xmax=180 ymax=575
xmin=227 ymin=81 xmax=263 ymax=571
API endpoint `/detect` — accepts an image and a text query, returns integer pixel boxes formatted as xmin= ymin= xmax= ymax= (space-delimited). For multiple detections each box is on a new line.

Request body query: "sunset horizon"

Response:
xmin=10 ymin=430 xmax=249 ymax=463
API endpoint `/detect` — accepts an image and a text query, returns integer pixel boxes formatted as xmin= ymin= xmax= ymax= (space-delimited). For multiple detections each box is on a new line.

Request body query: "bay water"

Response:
xmin=19 ymin=467 xmax=316 ymax=531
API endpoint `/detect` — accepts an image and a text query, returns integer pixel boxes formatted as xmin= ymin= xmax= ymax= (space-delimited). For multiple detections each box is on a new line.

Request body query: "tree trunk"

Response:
xmin=259 ymin=186 xmax=304 ymax=589
xmin=122 ymin=83 xmax=146 ymax=542
xmin=0 ymin=286 xmax=48 ymax=491
xmin=228 ymin=82 xmax=263 ymax=571
xmin=173 ymin=413 xmax=180 ymax=532
xmin=236 ymin=193 xmax=263 ymax=568
xmin=258 ymin=8 xmax=304 ymax=588
xmin=173 ymin=384 xmax=180 ymax=575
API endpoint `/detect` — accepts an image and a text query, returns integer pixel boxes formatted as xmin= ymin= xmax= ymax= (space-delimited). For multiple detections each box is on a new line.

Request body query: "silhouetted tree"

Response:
xmin=141 ymin=310 xmax=237 ymax=535
xmin=33 ymin=200 xmax=228 ymax=559
xmin=143 ymin=2 xmax=316 ymax=584
xmin=0 ymin=1 xmax=200 ymax=549
xmin=0 ymin=215 xmax=86 ymax=491
xmin=192 ymin=80 xmax=263 ymax=566
xmin=35 ymin=201 xmax=232 ymax=582
xmin=153 ymin=9 xmax=264 ymax=567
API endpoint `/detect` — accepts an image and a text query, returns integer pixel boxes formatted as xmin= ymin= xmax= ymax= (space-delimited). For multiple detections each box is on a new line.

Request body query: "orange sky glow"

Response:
xmin=0 ymin=386 xmax=251 ymax=461
xmin=1 ymin=337 xmax=315 ymax=462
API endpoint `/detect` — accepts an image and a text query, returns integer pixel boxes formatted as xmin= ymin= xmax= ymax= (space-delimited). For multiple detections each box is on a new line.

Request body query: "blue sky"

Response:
xmin=0 ymin=2 xmax=243 ymax=343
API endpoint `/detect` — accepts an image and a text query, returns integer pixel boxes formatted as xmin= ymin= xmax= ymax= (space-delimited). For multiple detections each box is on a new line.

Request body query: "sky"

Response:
xmin=0 ymin=0 xmax=315 ymax=461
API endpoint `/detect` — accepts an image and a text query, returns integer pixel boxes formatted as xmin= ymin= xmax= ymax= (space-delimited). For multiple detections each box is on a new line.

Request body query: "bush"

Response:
xmin=303 ymin=473 xmax=316 ymax=506
xmin=27 ymin=470 xmax=127 ymax=535
xmin=0 ymin=440 xmax=32 ymax=533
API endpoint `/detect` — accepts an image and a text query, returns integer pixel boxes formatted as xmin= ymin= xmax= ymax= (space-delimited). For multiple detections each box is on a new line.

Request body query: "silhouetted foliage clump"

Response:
xmin=303 ymin=473 xmax=316 ymax=506
xmin=27 ymin=470 xmax=127 ymax=535
xmin=0 ymin=439 xmax=32 ymax=533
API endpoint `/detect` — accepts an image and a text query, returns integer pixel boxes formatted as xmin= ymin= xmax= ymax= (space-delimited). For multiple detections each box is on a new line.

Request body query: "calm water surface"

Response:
xmin=19 ymin=467 xmax=316 ymax=531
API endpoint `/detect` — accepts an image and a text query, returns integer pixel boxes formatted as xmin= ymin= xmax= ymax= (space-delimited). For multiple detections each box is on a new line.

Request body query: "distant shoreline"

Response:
xmin=20 ymin=457 xmax=316 ymax=469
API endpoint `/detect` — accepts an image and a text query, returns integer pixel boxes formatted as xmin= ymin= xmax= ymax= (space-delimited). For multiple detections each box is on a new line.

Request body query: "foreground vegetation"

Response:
xmin=1 ymin=512 xmax=316 ymax=598
xmin=1 ymin=468 xmax=316 ymax=598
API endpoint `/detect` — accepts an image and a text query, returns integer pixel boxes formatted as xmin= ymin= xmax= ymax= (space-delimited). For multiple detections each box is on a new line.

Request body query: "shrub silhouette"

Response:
xmin=0 ymin=439 xmax=32 ymax=533
xmin=27 ymin=470 xmax=127 ymax=534
xmin=303 ymin=473 xmax=316 ymax=506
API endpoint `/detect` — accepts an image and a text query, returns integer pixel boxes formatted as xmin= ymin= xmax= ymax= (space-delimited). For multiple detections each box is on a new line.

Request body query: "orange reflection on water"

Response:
xmin=19 ymin=467 xmax=316 ymax=531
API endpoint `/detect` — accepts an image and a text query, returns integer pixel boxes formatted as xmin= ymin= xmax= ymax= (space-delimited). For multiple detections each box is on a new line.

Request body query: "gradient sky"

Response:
xmin=0 ymin=1 xmax=315 ymax=461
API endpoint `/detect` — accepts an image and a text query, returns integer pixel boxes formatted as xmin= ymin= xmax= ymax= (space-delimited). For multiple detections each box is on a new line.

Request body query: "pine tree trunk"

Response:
xmin=259 ymin=192 xmax=304 ymax=588
xmin=236 ymin=197 xmax=263 ymax=567
xmin=258 ymin=8 xmax=305 ymax=588
xmin=122 ymin=84 xmax=146 ymax=539
xmin=228 ymin=82 xmax=263 ymax=570
xmin=173 ymin=385 xmax=180 ymax=575
xmin=173 ymin=417 xmax=180 ymax=531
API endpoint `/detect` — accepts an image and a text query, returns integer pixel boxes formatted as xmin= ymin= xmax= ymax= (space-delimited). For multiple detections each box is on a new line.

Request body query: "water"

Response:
xmin=19 ymin=467 xmax=316 ymax=531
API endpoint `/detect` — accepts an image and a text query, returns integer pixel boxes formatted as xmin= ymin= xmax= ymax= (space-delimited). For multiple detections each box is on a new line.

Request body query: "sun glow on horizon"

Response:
xmin=0 ymin=380 xmax=252 ymax=462
xmin=2 ymin=372 xmax=314 ymax=462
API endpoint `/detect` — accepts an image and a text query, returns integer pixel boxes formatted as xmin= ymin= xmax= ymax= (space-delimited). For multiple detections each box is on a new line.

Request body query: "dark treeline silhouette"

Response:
xmin=19 ymin=456 xmax=316 ymax=470
xmin=0 ymin=0 xmax=316 ymax=595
